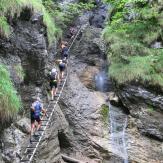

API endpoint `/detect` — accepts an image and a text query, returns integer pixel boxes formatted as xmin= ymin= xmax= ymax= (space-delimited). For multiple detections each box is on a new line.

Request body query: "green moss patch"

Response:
xmin=100 ymin=104 xmax=109 ymax=126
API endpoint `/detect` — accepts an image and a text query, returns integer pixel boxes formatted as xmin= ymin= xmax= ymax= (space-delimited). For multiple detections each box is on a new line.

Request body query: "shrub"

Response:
xmin=103 ymin=0 xmax=163 ymax=88
xmin=0 ymin=65 xmax=21 ymax=123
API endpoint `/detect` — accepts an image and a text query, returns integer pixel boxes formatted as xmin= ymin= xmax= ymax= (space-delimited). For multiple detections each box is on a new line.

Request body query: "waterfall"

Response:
xmin=109 ymin=103 xmax=128 ymax=162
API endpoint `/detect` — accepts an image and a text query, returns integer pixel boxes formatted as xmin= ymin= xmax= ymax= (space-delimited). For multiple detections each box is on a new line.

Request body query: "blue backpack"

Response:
xmin=34 ymin=102 xmax=41 ymax=117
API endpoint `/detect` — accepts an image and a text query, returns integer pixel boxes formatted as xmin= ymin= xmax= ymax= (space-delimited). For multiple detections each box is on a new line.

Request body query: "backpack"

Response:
xmin=34 ymin=102 xmax=42 ymax=117
xmin=62 ymin=47 xmax=68 ymax=57
xmin=59 ymin=62 xmax=65 ymax=68
xmin=50 ymin=72 xmax=57 ymax=81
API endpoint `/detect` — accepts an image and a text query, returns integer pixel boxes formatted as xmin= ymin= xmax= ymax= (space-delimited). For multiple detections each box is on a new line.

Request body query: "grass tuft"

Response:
xmin=0 ymin=64 xmax=21 ymax=123
xmin=0 ymin=16 xmax=10 ymax=37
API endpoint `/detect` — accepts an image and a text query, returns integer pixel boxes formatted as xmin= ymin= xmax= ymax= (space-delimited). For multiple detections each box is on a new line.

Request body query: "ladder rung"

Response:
xmin=26 ymin=148 xmax=34 ymax=154
xmin=27 ymin=146 xmax=35 ymax=149
xmin=21 ymin=159 xmax=29 ymax=162
xmin=28 ymin=144 xmax=37 ymax=148
xmin=41 ymin=119 xmax=48 ymax=121
xmin=37 ymin=128 xmax=45 ymax=132
xmin=30 ymin=138 xmax=40 ymax=142
xmin=27 ymin=154 xmax=32 ymax=159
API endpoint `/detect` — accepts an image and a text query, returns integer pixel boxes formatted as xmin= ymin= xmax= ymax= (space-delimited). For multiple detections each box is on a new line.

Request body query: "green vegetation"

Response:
xmin=0 ymin=0 xmax=60 ymax=46
xmin=0 ymin=16 xmax=10 ymax=37
xmin=147 ymin=106 xmax=154 ymax=113
xmin=103 ymin=0 xmax=163 ymax=88
xmin=100 ymin=104 xmax=109 ymax=125
xmin=0 ymin=65 xmax=21 ymax=123
xmin=0 ymin=0 xmax=96 ymax=44
xmin=43 ymin=0 xmax=95 ymax=29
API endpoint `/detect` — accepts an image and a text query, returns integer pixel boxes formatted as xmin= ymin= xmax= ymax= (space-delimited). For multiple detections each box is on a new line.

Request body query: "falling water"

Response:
xmin=95 ymin=60 xmax=112 ymax=92
xmin=109 ymin=103 xmax=128 ymax=162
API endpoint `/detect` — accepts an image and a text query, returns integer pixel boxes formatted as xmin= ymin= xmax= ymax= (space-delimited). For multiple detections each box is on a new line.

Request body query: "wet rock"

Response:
xmin=151 ymin=41 xmax=163 ymax=49
xmin=79 ymin=66 xmax=99 ymax=90
xmin=107 ymin=92 xmax=121 ymax=107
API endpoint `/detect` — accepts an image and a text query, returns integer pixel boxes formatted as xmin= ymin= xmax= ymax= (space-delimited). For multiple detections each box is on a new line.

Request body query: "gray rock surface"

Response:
xmin=118 ymin=85 xmax=163 ymax=141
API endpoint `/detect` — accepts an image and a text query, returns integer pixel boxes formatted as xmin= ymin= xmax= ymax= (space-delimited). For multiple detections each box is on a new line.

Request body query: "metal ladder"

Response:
xmin=20 ymin=25 xmax=85 ymax=163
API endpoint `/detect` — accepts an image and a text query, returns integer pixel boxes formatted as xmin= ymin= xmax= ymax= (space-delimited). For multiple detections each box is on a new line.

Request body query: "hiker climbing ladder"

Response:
xmin=20 ymin=24 xmax=87 ymax=163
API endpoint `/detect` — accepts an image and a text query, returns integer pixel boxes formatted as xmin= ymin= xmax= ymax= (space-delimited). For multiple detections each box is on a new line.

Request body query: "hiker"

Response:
xmin=49 ymin=68 xmax=59 ymax=100
xmin=69 ymin=26 xmax=77 ymax=39
xmin=31 ymin=97 xmax=46 ymax=136
xmin=58 ymin=59 xmax=66 ymax=79
xmin=61 ymin=41 xmax=69 ymax=60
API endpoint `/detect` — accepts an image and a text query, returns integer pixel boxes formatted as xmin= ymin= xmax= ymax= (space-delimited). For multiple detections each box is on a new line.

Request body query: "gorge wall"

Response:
xmin=0 ymin=0 xmax=163 ymax=163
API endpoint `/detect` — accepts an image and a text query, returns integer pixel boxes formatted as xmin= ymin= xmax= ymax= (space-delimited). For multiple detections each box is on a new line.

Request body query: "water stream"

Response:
xmin=94 ymin=59 xmax=128 ymax=162
xmin=109 ymin=104 xmax=128 ymax=162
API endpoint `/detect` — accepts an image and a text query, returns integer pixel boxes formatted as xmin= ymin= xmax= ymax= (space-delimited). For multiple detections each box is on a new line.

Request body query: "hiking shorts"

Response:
xmin=31 ymin=116 xmax=35 ymax=124
xmin=31 ymin=115 xmax=41 ymax=124
xmin=35 ymin=116 xmax=41 ymax=123
xmin=59 ymin=64 xmax=65 ymax=72
xmin=50 ymin=80 xmax=57 ymax=89
xmin=31 ymin=112 xmax=35 ymax=124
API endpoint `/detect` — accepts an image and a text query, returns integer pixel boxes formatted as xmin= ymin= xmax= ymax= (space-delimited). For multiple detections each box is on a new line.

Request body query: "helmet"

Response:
xmin=51 ymin=68 xmax=56 ymax=73
xmin=36 ymin=97 xmax=41 ymax=101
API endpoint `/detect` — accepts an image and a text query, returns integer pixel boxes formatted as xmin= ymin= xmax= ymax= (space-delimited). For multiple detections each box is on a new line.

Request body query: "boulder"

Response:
xmin=15 ymin=118 xmax=30 ymax=134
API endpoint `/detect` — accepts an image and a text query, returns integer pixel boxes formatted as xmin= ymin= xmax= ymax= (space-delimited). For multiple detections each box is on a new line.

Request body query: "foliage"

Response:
xmin=0 ymin=16 xmax=10 ymax=37
xmin=109 ymin=53 xmax=163 ymax=87
xmin=0 ymin=0 xmax=60 ymax=46
xmin=0 ymin=64 xmax=21 ymax=123
xmin=43 ymin=0 xmax=95 ymax=29
xmin=100 ymin=104 xmax=109 ymax=125
xmin=147 ymin=106 xmax=154 ymax=113
xmin=103 ymin=0 xmax=163 ymax=88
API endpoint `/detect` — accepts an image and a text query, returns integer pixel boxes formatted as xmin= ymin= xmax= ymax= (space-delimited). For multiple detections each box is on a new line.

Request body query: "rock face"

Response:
xmin=1 ymin=2 xmax=163 ymax=163
xmin=115 ymin=85 xmax=163 ymax=162
xmin=0 ymin=8 xmax=65 ymax=163
xmin=118 ymin=85 xmax=163 ymax=141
